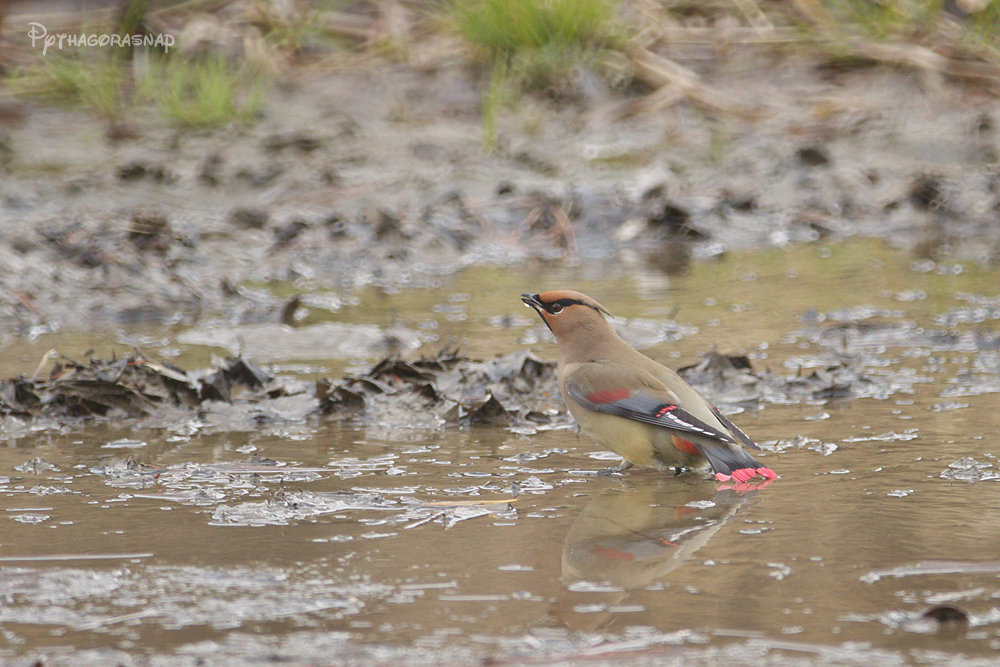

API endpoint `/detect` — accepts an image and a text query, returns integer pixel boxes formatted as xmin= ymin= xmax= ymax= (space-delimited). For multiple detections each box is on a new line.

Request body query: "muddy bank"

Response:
xmin=2 ymin=46 xmax=1000 ymax=334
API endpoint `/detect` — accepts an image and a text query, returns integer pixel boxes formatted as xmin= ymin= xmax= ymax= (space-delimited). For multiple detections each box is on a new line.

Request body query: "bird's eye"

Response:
xmin=549 ymin=303 xmax=563 ymax=314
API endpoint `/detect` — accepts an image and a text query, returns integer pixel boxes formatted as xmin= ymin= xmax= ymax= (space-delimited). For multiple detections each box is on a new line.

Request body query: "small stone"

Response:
xmin=229 ymin=207 xmax=269 ymax=229
xmin=909 ymin=174 xmax=943 ymax=210
xmin=797 ymin=145 xmax=830 ymax=167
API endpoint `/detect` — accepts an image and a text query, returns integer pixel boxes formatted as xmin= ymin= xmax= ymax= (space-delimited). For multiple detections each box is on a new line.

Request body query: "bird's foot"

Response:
xmin=598 ymin=459 xmax=634 ymax=476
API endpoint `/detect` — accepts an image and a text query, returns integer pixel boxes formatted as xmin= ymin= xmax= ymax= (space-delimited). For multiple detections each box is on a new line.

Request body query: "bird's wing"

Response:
xmin=565 ymin=364 xmax=773 ymax=481
xmin=564 ymin=365 xmax=737 ymax=445
xmin=709 ymin=406 xmax=760 ymax=451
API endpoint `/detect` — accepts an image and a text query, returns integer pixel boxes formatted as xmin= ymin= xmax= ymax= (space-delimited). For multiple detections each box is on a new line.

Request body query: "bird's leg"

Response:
xmin=598 ymin=458 xmax=634 ymax=476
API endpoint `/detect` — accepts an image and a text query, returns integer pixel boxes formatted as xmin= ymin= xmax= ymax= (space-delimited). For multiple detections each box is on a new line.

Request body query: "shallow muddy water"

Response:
xmin=3 ymin=240 xmax=1000 ymax=666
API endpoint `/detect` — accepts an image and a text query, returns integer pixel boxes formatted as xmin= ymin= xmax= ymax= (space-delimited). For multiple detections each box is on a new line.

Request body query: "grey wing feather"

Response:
xmin=709 ymin=406 xmax=759 ymax=450
xmin=566 ymin=382 xmax=738 ymax=445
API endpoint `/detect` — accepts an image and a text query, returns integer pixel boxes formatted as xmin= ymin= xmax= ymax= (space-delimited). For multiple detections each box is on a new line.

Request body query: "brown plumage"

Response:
xmin=522 ymin=290 xmax=776 ymax=482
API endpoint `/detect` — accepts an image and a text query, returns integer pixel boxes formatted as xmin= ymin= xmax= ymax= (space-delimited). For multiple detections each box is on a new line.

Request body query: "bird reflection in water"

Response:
xmin=553 ymin=478 xmax=764 ymax=631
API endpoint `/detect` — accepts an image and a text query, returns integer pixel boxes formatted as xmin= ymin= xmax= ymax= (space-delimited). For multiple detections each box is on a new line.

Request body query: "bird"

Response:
xmin=521 ymin=290 xmax=776 ymax=483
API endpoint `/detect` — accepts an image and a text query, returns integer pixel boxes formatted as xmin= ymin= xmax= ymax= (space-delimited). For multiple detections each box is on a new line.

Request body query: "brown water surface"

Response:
xmin=2 ymin=240 xmax=1000 ymax=666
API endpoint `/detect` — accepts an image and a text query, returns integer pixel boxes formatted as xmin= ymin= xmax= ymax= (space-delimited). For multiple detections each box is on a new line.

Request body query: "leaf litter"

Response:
xmin=0 ymin=344 xmax=948 ymax=430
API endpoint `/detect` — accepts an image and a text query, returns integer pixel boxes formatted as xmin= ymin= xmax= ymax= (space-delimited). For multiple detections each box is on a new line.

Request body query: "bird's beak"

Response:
xmin=521 ymin=293 xmax=544 ymax=312
xmin=521 ymin=293 xmax=553 ymax=334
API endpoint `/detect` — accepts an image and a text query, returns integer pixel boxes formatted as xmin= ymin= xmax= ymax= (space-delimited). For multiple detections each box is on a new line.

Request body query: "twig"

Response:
xmin=30 ymin=349 xmax=59 ymax=383
xmin=463 ymin=199 xmax=519 ymax=245
xmin=403 ymin=510 xmax=447 ymax=529
xmin=611 ymin=81 xmax=687 ymax=118
xmin=551 ymin=205 xmax=578 ymax=258
xmin=521 ymin=207 xmax=543 ymax=232
xmin=6 ymin=289 xmax=44 ymax=320
xmin=131 ymin=350 xmax=191 ymax=383
xmin=423 ymin=498 xmax=518 ymax=507
xmin=513 ymin=206 xmax=543 ymax=245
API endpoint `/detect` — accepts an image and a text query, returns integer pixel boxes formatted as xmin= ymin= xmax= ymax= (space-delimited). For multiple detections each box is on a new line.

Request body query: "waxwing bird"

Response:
xmin=522 ymin=290 xmax=777 ymax=483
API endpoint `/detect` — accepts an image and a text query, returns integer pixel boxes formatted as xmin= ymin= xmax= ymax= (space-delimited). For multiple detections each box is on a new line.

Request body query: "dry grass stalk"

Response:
xmin=148 ymin=0 xmax=230 ymax=20
xmin=729 ymin=0 xmax=774 ymax=37
xmin=787 ymin=0 xmax=836 ymax=28
xmin=626 ymin=47 xmax=754 ymax=117
xmin=654 ymin=26 xmax=806 ymax=45
xmin=378 ymin=0 xmax=411 ymax=45
xmin=849 ymin=40 xmax=949 ymax=72
xmin=845 ymin=40 xmax=1000 ymax=87
xmin=612 ymin=80 xmax=686 ymax=117
xmin=316 ymin=10 xmax=377 ymax=41
xmin=851 ymin=40 xmax=949 ymax=88
xmin=552 ymin=205 xmax=578 ymax=257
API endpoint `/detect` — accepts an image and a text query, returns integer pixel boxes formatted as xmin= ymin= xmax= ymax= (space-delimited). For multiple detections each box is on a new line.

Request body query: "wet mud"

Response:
xmin=3 ymin=42 xmax=1000 ymax=336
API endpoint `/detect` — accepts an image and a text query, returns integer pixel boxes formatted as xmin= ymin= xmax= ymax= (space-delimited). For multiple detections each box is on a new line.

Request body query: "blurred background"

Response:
xmin=0 ymin=0 xmax=998 ymax=366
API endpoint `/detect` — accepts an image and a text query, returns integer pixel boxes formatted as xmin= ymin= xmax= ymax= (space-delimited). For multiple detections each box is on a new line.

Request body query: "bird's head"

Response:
xmin=521 ymin=290 xmax=613 ymax=343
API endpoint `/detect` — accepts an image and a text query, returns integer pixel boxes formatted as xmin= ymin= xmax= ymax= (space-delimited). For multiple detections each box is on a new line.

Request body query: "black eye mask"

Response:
xmin=545 ymin=298 xmax=586 ymax=314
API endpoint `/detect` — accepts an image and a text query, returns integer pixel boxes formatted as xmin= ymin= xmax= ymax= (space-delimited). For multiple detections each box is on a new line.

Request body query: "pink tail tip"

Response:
xmin=723 ymin=467 xmax=777 ymax=484
xmin=735 ymin=468 xmax=755 ymax=483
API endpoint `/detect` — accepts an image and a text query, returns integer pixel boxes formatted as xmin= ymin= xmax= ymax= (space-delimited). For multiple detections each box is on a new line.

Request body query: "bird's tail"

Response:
xmin=696 ymin=442 xmax=777 ymax=483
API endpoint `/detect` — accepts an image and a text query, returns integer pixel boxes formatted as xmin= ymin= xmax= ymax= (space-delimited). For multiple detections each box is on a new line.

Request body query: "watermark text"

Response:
xmin=27 ymin=22 xmax=174 ymax=56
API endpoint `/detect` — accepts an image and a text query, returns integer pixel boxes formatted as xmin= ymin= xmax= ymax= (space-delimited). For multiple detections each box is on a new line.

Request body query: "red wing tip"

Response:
xmin=756 ymin=467 xmax=778 ymax=480
xmin=715 ymin=472 xmax=732 ymax=482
